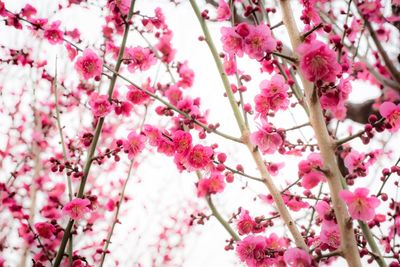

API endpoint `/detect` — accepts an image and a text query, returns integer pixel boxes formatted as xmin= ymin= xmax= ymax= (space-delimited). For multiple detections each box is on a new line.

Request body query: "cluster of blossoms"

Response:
xmin=221 ymin=22 xmax=277 ymax=59
xmin=236 ymin=235 xmax=311 ymax=267
xmin=298 ymin=153 xmax=326 ymax=190
xmin=1 ymin=0 xmax=400 ymax=266
xmin=254 ymin=74 xmax=289 ymax=116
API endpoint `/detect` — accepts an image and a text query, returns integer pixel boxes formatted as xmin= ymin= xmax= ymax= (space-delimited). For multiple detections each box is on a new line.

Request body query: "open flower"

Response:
xmin=339 ymin=188 xmax=380 ymax=221
xmin=62 ymin=198 xmax=91 ymax=220
xmin=88 ymin=92 xmax=111 ymax=118
xmin=297 ymin=39 xmax=341 ymax=83
xmin=379 ymin=101 xmax=400 ymax=132
xmin=123 ymin=132 xmax=146 ymax=160
xmin=75 ymin=49 xmax=103 ymax=79
xmin=284 ymin=248 xmax=312 ymax=267
xmin=216 ymin=0 xmax=231 ymax=21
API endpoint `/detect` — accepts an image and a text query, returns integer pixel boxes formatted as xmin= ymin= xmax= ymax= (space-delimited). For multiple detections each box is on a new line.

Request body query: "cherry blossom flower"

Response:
xmin=236 ymin=235 xmax=267 ymax=267
xmin=379 ymin=101 xmax=400 ymax=132
xmin=172 ymin=130 xmax=192 ymax=155
xmin=88 ymin=92 xmax=112 ymax=118
xmin=75 ymin=49 xmax=103 ymax=80
xmin=177 ymin=61 xmax=195 ymax=88
xmin=282 ymin=194 xmax=309 ymax=211
xmin=243 ymin=24 xmax=276 ymax=59
xmin=255 ymin=74 xmax=289 ymax=115
xmin=298 ymin=153 xmax=325 ymax=189
xmin=297 ymin=39 xmax=341 ymax=83
xmin=123 ymin=132 xmax=146 ymax=160
xmin=186 ymin=144 xmax=213 ymax=170
xmin=125 ymin=46 xmax=156 ymax=72
xmin=223 ymin=55 xmax=237 ymax=75
xmin=284 ymin=248 xmax=312 ymax=267
xmin=216 ymin=0 xmax=231 ymax=21
xmin=62 ymin=198 xmax=91 ymax=220
xmin=107 ymin=0 xmax=131 ymax=15
xmin=320 ymin=78 xmax=352 ymax=120
xmin=236 ymin=210 xmax=256 ymax=235
xmin=165 ymin=85 xmax=183 ymax=105
xmin=320 ymin=220 xmax=341 ymax=249
xmin=44 ymin=21 xmax=64 ymax=45
xmin=250 ymin=122 xmax=283 ymax=155
xmin=156 ymin=31 xmax=176 ymax=63
xmin=221 ymin=26 xmax=244 ymax=56
xmin=339 ymin=188 xmax=380 ymax=221
xmin=126 ymin=85 xmax=150 ymax=105
xmin=34 ymin=222 xmax=56 ymax=239
xmin=197 ymin=172 xmax=225 ymax=197
xmin=344 ymin=150 xmax=367 ymax=175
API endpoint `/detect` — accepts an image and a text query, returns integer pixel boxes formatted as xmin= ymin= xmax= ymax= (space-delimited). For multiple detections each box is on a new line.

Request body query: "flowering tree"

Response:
xmin=0 ymin=0 xmax=399 ymax=266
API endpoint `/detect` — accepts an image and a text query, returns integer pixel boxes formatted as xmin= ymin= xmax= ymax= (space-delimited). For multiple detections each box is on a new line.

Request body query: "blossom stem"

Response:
xmin=354 ymin=0 xmax=400 ymax=84
xmin=377 ymin=157 xmax=400 ymax=196
xmin=195 ymin=171 xmax=240 ymax=241
xmin=205 ymin=195 xmax=240 ymax=241
xmin=337 ymin=0 xmax=352 ymax=63
xmin=52 ymin=2 xmax=136 ymax=266
xmin=53 ymin=58 xmax=73 ymax=201
xmin=278 ymin=0 xmax=362 ymax=265
xmin=271 ymin=52 xmax=298 ymax=63
xmin=213 ymin=160 xmax=264 ymax=182
xmin=284 ymin=122 xmax=311 ymax=132
xmin=300 ymin=23 xmax=323 ymax=41
xmin=99 ymin=161 xmax=134 ymax=267
xmin=189 ymin=0 xmax=308 ymax=252
xmin=103 ymin=65 xmax=243 ymax=143
xmin=359 ymin=220 xmax=388 ymax=267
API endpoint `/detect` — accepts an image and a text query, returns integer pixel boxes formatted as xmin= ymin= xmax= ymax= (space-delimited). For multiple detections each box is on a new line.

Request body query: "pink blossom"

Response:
xmin=108 ymin=0 xmax=131 ymax=15
xmin=156 ymin=31 xmax=176 ymax=63
xmin=339 ymin=188 xmax=380 ymax=221
xmin=216 ymin=0 xmax=231 ymax=21
xmin=186 ymin=144 xmax=213 ymax=170
xmin=236 ymin=235 xmax=267 ymax=267
xmin=250 ymin=122 xmax=283 ymax=155
xmin=21 ymin=4 xmax=37 ymax=18
xmin=44 ymin=21 xmax=64 ymax=45
xmin=172 ymin=130 xmax=192 ymax=155
xmin=126 ymin=85 xmax=150 ymax=105
xmin=379 ymin=101 xmax=400 ymax=132
xmin=165 ymin=85 xmax=183 ymax=105
xmin=125 ymin=46 xmax=156 ymax=72
xmin=265 ymin=233 xmax=288 ymax=250
xmin=255 ymin=74 xmax=289 ymax=114
xmin=62 ymin=198 xmax=91 ymax=220
xmin=243 ymin=24 xmax=276 ymax=59
xmin=236 ymin=210 xmax=256 ymax=235
xmin=197 ymin=172 xmax=225 ymax=197
xmin=284 ymin=248 xmax=312 ymax=267
xmin=75 ymin=49 xmax=103 ymax=79
xmin=298 ymin=153 xmax=325 ymax=189
xmin=283 ymin=194 xmax=309 ymax=211
xmin=302 ymin=171 xmax=325 ymax=190
xmin=34 ymin=222 xmax=56 ymax=239
xmin=223 ymin=55 xmax=237 ymax=75
xmin=177 ymin=61 xmax=194 ymax=88
xmin=320 ymin=220 xmax=341 ymax=249
xmin=320 ymin=78 xmax=352 ymax=120
xmin=344 ymin=150 xmax=367 ymax=174
xmin=297 ymin=39 xmax=341 ymax=83
xmin=88 ymin=92 xmax=111 ymax=117
xmin=266 ymin=162 xmax=284 ymax=176
xmin=221 ymin=26 xmax=244 ymax=56
xmin=123 ymin=132 xmax=146 ymax=160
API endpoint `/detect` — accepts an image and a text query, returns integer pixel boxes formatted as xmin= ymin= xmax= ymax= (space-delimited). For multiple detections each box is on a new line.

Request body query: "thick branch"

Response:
xmin=279 ymin=0 xmax=362 ymax=265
